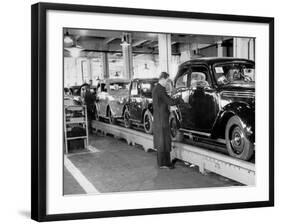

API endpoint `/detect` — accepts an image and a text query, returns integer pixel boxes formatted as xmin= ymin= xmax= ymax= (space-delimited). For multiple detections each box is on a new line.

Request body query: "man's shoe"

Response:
xmin=159 ymin=165 xmax=175 ymax=169
xmin=159 ymin=166 xmax=169 ymax=169
xmin=168 ymin=165 xmax=175 ymax=169
xmin=171 ymin=158 xmax=178 ymax=165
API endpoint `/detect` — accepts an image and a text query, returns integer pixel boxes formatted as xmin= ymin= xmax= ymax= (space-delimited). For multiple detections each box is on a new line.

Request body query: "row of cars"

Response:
xmin=94 ymin=57 xmax=255 ymax=161
xmin=95 ymin=77 xmax=158 ymax=133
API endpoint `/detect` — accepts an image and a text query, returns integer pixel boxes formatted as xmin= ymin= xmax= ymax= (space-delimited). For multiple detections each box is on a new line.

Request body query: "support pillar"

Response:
xmin=248 ymin=39 xmax=255 ymax=61
xmin=87 ymin=58 xmax=92 ymax=82
xmin=102 ymin=52 xmax=109 ymax=79
xmin=217 ymin=41 xmax=224 ymax=57
xmin=179 ymin=43 xmax=192 ymax=63
xmin=233 ymin=37 xmax=255 ymax=60
xmin=74 ymin=58 xmax=80 ymax=85
xmin=121 ymin=33 xmax=133 ymax=79
xmin=158 ymin=34 xmax=172 ymax=74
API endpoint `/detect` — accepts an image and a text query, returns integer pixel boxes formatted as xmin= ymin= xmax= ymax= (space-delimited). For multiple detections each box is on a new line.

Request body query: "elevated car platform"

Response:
xmin=92 ymin=120 xmax=255 ymax=185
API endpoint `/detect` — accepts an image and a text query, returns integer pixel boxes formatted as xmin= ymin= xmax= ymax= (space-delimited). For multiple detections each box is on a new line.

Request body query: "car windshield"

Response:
xmin=214 ymin=63 xmax=255 ymax=85
xmin=140 ymin=81 xmax=158 ymax=98
xmin=109 ymin=82 xmax=129 ymax=92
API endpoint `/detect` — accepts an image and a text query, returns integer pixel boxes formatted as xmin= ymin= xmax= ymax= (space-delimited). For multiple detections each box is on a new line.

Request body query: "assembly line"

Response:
xmin=63 ymin=28 xmax=256 ymax=194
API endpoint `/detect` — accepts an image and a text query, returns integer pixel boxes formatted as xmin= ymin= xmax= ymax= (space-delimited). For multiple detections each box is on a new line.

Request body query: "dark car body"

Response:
xmin=64 ymin=95 xmax=80 ymax=106
xmin=69 ymin=84 xmax=96 ymax=105
xmin=123 ymin=78 xmax=158 ymax=133
xmin=69 ymin=85 xmax=82 ymax=104
xmin=69 ymin=85 xmax=80 ymax=96
xmin=170 ymin=57 xmax=255 ymax=160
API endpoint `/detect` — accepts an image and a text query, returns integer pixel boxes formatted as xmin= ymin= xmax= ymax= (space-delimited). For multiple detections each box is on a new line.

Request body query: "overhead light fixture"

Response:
xmin=65 ymin=46 xmax=84 ymax=58
xmin=64 ymin=30 xmax=84 ymax=57
xmin=64 ymin=31 xmax=74 ymax=47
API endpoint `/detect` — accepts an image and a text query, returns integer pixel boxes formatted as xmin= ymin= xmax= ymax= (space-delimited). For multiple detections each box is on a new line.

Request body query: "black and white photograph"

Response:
xmin=1 ymin=0 xmax=280 ymax=223
xmin=30 ymin=2 xmax=274 ymax=222
xmin=63 ymin=28 xmax=256 ymax=195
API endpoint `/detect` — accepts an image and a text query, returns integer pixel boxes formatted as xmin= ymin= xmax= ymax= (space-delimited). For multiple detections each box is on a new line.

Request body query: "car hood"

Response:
xmin=219 ymin=82 xmax=255 ymax=92
xmin=219 ymin=83 xmax=255 ymax=106
xmin=107 ymin=90 xmax=129 ymax=98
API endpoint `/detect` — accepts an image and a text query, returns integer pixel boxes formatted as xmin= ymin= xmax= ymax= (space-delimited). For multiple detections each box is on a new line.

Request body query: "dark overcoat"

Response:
xmin=152 ymin=83 xmax=179 ymax=167
xmin=84 ymin=91 xmax=96 ymax=132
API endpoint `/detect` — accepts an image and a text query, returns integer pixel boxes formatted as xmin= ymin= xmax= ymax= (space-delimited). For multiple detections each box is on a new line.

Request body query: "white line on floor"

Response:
xmin=67 ymin=151 xmax=94 ymax=157
xmin=66 ymin=146 xmax=100 ymax=157
xmin=64 ymin=155 xmax=100 ymax=194
xmin=87 ymin=145 xmax=100 ymax=153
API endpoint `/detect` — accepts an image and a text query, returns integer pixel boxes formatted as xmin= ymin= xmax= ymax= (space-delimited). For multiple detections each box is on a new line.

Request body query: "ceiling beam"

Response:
xmin=132 ymin=39 xmax=148 ymax=47
xmin=104 ymin=37 xmax=118 ymax=44
xmin=66 ymin=29 xmax=122 ymax=38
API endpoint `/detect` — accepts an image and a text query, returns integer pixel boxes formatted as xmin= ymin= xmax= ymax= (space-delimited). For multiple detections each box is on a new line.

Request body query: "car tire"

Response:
xmin=143 ymin=110 xmax=153 ymax=134
xmin=124 ymin=107 xmax=132 ymax=129
xmin=169 ymin=113 xmax=184 ymax=142
xmin=225 ymin=115 xmax=254 ymax=161
xmin=107 ymin=107 xmax=116 ymax=125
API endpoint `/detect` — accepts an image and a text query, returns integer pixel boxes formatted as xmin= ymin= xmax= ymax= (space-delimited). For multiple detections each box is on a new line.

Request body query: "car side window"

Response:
xmin=131 ymin=81 xmax=139 ymax=96
xmin=190 ymin=66 xmax=211 ymax=89
xmin=175 ymin=73 xmax=188 ymax=88
xmin=100 ymin=83 xmax=107 ymax=92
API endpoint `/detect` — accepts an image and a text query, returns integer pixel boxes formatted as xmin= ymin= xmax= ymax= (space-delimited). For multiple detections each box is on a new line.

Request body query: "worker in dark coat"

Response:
xmin=152 ymin=72 xmax=183 ymax=169
xmin=83 ymin=84 xmax=96 ymax=134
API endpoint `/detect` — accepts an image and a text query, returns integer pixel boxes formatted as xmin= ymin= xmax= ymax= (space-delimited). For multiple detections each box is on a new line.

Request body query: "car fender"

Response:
xmin=141 ymin=104 xmax=153 ymax=123
xmin=169 ymin=107 xmax=181 ymax=125
xmin=122 ymin=103 xmax=129 ymax=116
xmin=147 ymin=103 xmax=153 ymax=114
xmin=212 ymin=102 xmax=255 ymax=142
xmin=107 ymin=103 xmax=119 ymax=117
xmin=95 ymin=102 xmax=100 ymax=115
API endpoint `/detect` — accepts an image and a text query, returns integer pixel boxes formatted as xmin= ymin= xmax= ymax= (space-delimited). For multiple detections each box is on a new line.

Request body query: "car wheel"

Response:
xmin=169 ymin=113 xmax=183 ymax=142
xmin=143 ymin=110 xmax=153 ymax=134
xmin=225 ymin=115 xmax=254 ymax=160
xmin=108 ymin=108 xmax=116 ymax=125
xmin=124 ymin=108 xmax=131 ymax=129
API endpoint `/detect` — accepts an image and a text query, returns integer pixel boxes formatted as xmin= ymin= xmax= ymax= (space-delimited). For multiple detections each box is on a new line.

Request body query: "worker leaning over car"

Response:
xmin=152 ymin=72 xmax=183 ymax=169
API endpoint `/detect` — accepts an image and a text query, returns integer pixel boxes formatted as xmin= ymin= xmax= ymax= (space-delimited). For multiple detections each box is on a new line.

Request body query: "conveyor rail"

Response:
xmin=92 ymin=120 xmax=255 ymax=185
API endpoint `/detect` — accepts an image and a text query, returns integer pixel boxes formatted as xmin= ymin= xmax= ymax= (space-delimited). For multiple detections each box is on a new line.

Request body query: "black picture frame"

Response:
xmin=31 ymin=2 xmax=274 ymax=222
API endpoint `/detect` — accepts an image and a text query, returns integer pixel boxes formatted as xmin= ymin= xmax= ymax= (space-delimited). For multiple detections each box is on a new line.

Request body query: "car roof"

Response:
xmin=69 ymin=85 xmax=80 ymax=89
xmin=179 ymin=57 xmax=255 ymax=68
xmin=99 ymin=78 xmax=130 ymax=84
xmin=132 ymin=78 xmax=159 ymax=82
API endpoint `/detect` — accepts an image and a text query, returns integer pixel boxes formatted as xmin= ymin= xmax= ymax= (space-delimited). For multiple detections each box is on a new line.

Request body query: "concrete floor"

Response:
xmin=63 ymin=166 xmax=86 ymax=195
xmin=64 ymin=132 xmax=241 ymax=195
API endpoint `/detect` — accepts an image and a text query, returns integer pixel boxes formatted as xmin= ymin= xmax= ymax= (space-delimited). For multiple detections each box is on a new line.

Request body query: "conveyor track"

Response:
xmin=92 ymin=120 xmax=255 ymax=185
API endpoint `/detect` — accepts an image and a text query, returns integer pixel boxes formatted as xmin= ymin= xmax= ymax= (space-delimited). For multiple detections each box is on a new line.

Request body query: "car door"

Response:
xmin=134 ymin=82 xmax=144 ymax=122
xmin=129 ymin=81 xmax=141 ymax=121
xmin=139 ymin=80 xmax=155 ymax=111
xmin=98 ymin=83 xmax=108 ymax=117
xmin=174 ymin=67 xmax=193 ymax=129
xmin=95 ymin=85 xmax=102 ymax=117
xmin=188 ymin=65 xmax=219 ymax=132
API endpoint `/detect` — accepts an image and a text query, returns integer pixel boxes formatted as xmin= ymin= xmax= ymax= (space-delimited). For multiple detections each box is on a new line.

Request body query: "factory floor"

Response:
xmin=63 ymin=132 xmax=241 ymax=195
